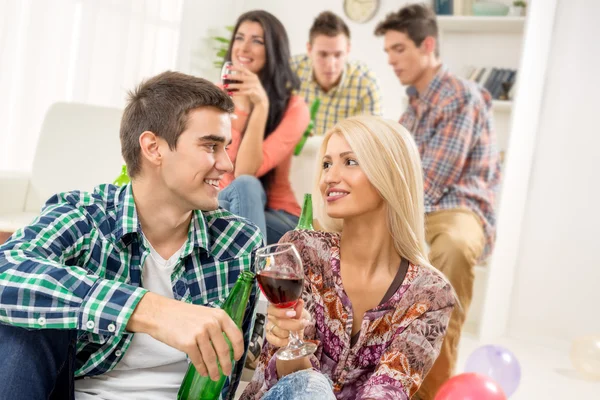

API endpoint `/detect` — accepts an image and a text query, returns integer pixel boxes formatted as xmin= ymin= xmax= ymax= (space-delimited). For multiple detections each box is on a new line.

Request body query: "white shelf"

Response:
xmin=437 ymin=16 xmax=526 ymax=34
xmin=492 ymin=100 xmax=512 ymax=112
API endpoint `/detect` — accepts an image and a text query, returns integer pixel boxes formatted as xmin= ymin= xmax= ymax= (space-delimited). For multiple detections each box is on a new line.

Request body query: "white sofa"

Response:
xmin=289 ymin=136 xmax=324 ymax=205
xmin=0 ymin=102 xmax=124 ymax=232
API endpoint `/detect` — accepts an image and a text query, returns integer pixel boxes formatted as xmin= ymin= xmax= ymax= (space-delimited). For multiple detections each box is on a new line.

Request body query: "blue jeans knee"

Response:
xmin=218 ymin=175 xmax=267 ymax=237
xmin=0 ymin=323 xmax=77 ymax=400
xmin=262 ymin=369 xmax=336 ymax=400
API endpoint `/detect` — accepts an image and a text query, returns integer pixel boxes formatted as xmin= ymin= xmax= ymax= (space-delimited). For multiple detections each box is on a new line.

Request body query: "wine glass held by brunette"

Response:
xmin=217 ymin=10 xmax=310 ymax=245
xmin=240 ymin=116 xmax=457 ymax=400
xmin=221 ymin=61 xmax=241 ymax=94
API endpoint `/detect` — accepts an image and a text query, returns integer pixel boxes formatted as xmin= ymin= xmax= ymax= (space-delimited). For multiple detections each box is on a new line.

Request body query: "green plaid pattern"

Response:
xmin=291 ymin=54 xmax=383 ymax=136
xmin=0 ymin=183 xmax=263 ymax=399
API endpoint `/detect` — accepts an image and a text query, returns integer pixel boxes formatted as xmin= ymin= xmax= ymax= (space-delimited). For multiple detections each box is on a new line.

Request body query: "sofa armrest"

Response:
xmin=0 ymin=172 xmax=30 ymax=214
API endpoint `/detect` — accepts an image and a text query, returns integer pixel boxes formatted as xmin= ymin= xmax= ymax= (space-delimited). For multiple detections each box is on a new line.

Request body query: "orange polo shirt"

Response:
xmin=221 ymin=95 xmax=309 ymax=216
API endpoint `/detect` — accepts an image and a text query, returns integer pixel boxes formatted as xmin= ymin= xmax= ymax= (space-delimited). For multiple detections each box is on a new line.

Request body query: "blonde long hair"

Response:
xmin=314 ymin=116 xmax=432 ymax=270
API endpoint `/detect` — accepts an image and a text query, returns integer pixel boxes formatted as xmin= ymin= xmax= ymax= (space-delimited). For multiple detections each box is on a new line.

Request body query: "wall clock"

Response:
xmin=343 ymin=0 xmax=380 ymax=23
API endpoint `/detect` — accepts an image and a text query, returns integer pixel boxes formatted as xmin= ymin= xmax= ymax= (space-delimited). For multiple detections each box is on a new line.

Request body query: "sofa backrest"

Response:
xmin=289 ymin=136 xmax=324 ymax=205
xmin=25 ymin=102 xmax=124 ymax=212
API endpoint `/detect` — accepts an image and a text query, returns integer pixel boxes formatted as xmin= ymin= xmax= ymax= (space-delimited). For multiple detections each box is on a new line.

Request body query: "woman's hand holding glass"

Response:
xmin=255 ymin=243 xmax=317 ymax=360
xmin=265 ymin=299 xmax=311 ymax=348
xmin=222 ymin=64 xmax=269 ymax=107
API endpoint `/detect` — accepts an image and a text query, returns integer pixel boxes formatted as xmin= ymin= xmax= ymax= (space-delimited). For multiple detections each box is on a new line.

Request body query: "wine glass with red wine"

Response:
xmin=221 ymin=61 xmax=241 ymax=94
xmin=255 ymin=243 xmax=317 ymax=360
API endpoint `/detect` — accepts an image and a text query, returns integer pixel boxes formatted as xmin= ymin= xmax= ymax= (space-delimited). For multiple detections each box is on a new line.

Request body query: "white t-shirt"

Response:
xmin=75 ymin=239 xmax=188 ymax=399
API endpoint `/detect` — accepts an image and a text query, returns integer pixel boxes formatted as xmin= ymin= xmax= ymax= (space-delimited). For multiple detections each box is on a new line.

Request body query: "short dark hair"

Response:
xmin=374 ymin=3 xmax=439 ymax=57
xmin=120 ymin=71 xmax=234 ymax=178
xmin=309 ymin=11 xmax=351 ymax=44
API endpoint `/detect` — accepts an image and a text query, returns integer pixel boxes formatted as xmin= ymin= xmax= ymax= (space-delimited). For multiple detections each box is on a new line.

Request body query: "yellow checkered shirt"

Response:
xmin=291 ymin=54 xmax=383 ymax=136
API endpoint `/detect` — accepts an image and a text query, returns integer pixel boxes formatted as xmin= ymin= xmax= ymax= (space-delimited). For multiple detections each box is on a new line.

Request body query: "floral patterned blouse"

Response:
xmin=240 ymin=230 xmax=455 ymax=400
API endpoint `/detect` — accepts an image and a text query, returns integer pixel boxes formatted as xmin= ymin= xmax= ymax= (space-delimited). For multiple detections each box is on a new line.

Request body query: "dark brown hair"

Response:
xmin=374 ymin=3 xmax=439 ymax=57
xmin=309 ymin=11 xmax=350 ymax=44
xmin=120 ymin=71 xmax=234 ymax=178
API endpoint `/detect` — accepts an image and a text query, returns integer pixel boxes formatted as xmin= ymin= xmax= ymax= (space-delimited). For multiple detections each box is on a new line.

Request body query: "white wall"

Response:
xmin=176 ymin=0 xmax=246 ymax=83
xmin=0 ymin=0 xmax=184 ymax=172
xmin=505 ymin=0 xmax=600 ymax=343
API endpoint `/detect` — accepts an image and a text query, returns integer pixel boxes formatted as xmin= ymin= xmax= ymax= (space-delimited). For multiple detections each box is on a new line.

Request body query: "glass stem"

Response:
xmin=287 ymin=330 xmax=304 ymax=349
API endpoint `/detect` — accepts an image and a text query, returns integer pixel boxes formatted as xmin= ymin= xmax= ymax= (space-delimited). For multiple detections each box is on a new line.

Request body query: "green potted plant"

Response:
xmin=212 ymin=26 xmax=233 ymax=70
xmin=510 ymin=0 xmax=527 ymax=16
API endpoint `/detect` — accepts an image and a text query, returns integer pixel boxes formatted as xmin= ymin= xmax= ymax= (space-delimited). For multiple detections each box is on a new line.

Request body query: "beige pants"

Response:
xmin=415 ymin=208 xmax=486 ymax=400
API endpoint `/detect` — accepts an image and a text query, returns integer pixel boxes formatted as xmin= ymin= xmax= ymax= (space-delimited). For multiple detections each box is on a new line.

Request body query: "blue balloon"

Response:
xmin=464 ymin=345 xmax=521 ymax=397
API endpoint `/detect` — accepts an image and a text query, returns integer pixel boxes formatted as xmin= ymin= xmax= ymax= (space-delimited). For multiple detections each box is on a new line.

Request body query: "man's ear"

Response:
xmin=306 ymin=41 xmax=312 ymax=55
xmin=422 ymin=36 xmax=437 ymax=55
xmin=139 ymin=131 xmax=162 ymax=168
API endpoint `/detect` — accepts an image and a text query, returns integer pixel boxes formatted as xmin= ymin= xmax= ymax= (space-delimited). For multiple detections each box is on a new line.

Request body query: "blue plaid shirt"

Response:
xmin=0 ymin=183 xmax=263 ymax=399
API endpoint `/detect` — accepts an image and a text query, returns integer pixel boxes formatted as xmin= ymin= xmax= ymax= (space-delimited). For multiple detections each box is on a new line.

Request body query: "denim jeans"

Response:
xmin=0 ymin=323 xmax=77 ymax=400
xmin=262 ymin=369 xmax=336 ymax=400
xmin=264 ymin=209 xmax=299 ymax=245
xmin=219 ymin=175 xmax=299 ymax=244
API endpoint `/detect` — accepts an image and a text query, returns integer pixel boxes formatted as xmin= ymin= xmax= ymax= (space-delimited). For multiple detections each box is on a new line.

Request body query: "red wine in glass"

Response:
xmin=257 ymin=271 xmax=303 ymax=309
xmin=222 ymin=77 xmax=242 ymax=92
xmin=221 ymin=61 xmax=240 ymax=93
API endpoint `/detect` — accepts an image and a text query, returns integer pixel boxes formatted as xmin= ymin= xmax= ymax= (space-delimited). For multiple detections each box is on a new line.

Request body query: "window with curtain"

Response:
xmin=0 ymin=0 xmax=184 ymax=172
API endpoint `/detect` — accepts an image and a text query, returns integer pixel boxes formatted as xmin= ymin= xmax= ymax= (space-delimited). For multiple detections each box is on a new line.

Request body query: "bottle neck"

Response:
xmin=222 ymin=272 xmax=255 ymax=327
xmin=296 ymin=194 xmax=314 ymax=230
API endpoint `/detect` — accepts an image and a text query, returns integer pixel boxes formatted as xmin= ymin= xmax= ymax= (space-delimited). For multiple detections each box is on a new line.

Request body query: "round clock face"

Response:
xmin=344 ymin=0 xmax=380 ymax=23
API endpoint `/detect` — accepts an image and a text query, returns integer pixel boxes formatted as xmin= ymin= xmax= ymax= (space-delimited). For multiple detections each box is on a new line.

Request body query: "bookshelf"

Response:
xmin=437 ymin=16 xmax=526 ymax=34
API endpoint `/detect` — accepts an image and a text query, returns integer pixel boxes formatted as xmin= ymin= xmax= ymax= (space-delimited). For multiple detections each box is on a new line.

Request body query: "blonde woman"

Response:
xmin=240 ymin=116 xmax=455 ymax=400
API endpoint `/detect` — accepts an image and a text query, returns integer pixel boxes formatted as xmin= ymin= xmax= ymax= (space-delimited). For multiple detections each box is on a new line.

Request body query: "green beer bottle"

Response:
xmin=293 ymin=98 xmax=321 ymax=156
xmin=295 ymin=193 xmax=314 ymax=230
xmin=113 ymin=165 xmax=130 ymax=186
xmin=177 ymin=271 xmax=255 ymax=400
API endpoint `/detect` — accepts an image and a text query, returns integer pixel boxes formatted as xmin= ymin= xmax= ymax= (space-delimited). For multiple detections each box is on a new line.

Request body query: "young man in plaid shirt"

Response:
xmin=375 ymin=4 xmax=501 ymax=400
xmin=291 ymin=11 xmax=383 ymax=136
xmin=0 ymin=72 xmax=263 ymax=399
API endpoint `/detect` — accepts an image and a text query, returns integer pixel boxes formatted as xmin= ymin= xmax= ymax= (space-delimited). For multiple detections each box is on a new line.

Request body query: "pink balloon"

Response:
xmin=435 ymin=373 xmax=507 ymax=400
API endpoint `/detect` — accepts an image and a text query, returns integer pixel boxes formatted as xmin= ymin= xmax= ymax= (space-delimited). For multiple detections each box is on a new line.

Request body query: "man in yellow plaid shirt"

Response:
xmin=291 ymin=11 xmax=383 ymax=136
